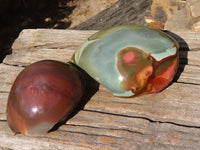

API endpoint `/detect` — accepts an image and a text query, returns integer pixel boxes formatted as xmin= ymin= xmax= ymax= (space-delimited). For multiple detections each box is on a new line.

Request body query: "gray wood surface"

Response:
xmin=73 ymin=0 xmax=151 ymax=30
xmin=0 ymin=29 xmax=200 ymax=150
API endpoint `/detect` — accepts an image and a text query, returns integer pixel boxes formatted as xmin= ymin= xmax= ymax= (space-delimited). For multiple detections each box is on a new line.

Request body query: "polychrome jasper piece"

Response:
xmin=6 ymin=60 xmax=84 ymax=136
xmin=72 ymin=25 xmax=179 ymax=97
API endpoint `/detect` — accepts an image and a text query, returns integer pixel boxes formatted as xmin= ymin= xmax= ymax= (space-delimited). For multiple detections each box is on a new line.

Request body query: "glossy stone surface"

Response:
xmin=6 ymin=60 xmax=84 ymax=136
xmin=72 ymin=25 xmax=179 ymax=97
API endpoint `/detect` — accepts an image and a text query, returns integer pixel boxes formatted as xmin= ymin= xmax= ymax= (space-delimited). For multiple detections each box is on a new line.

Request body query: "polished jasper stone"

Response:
xmin=72 ymin=25 xmax=179 ymax=97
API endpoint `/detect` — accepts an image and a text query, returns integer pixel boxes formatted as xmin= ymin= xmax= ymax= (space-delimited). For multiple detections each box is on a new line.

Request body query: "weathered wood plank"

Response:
xmin=4 ymin=47 xmax=200 ymax=66
xmin=72 ymin=0 xmax=151 ymax=30
xmin=0 ymin=64 xmax=23 ymax=93
xmin=3 ymin=29 xmax=96 ymax=66
xmin=0 ymin=93 xmax=8 ymax=120
xmin=1 ymin=111 xmax=200 ymax=150
xmin=168 ymin=31 xmax=200 ymax=50
xmin=85 ymin=83 xmax=200 ymax=126
xmin=1 ymin=60 xmax=200 ymax=125
xmin=1 ymin=81 xmax=200 ymax=126
xmin=3 ymin=29 xmax=200 ymax=67
xmin=0 ymin=63 xmax=199 ymax=94
xmin=0 ymin=121 xmax=91 ymax=150
xmin=1 ymin=29 xmax=200 ymax=149
xmin=67 ymin=111 xmax=200 ymax=148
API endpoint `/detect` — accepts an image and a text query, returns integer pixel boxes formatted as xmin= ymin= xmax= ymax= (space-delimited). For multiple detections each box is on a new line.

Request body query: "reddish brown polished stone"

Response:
xmin=6 ymin=60 xmax=84 ymax=136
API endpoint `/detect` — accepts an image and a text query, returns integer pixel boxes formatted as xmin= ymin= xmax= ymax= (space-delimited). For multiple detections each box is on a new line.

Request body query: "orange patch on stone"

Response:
xmin=122 ymin=51 xmax=136 ymax=64
xmin=136 ymin=65 xmax=153 ymax=87
xmin=148 ymin=59 xmax=178 ymax=93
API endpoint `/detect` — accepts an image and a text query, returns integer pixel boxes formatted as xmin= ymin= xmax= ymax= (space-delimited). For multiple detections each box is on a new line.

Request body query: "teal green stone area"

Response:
xmin=72 ymin=25 xmax=179 ymax=97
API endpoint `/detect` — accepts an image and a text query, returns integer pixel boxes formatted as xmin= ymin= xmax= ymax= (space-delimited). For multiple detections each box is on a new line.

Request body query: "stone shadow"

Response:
xmin=164 ymin=30 xmax=189 ymax=83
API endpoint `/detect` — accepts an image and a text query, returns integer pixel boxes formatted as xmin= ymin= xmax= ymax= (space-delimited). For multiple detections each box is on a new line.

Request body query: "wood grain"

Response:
xmin=72 ymin=0 xmax=151 ymax=30
xmin=0 ymin=29 xmax=200 ymax=150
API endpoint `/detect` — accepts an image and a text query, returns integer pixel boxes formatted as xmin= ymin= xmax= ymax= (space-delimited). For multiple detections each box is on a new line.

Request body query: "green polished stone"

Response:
xmin=72 ymin=25 xmax=179 ymax=97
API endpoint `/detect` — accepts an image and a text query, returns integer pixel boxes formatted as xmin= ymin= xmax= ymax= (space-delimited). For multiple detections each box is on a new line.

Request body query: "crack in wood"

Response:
xmin=61 ymin=124 xmax=144 ymax=136
xmin=0 ymin=120 xmax=7 ymax=122
xmin=2 ymin=62 xmax=26 ymax=68
xmin=176 ymin=81 xmax=200 ymax=86
xmin=84 ymin=110 xmax=200 ymax=129
xmin=31 ymin=43 xmax=79 ymax=50
xmin=189 ymin=48 xmax=200 ymax=51
xmin=101 ymin=100 xmax=144 ymax=106
xmin=0 ymin=91 xmax=9 ymax=93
